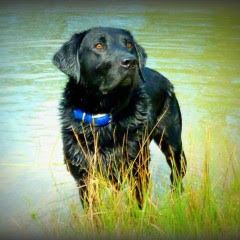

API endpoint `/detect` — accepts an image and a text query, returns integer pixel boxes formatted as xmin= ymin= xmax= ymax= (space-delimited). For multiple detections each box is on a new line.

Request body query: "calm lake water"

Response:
xmin=0 ymin=1 xmax=239 ymax=238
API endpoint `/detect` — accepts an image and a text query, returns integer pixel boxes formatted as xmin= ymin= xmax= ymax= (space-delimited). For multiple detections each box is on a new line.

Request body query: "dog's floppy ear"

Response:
xmin=134 ymin=42 xmax=147 ymax=81
xmin=53 ymin=31 xmax=88 ymax=81
xmin=134 ymin=42 xmax=147 ymax=68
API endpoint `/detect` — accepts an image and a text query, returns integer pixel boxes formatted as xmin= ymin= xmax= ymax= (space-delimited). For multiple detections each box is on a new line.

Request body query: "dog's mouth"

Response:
xmin=99 ymin=75 xmax=133 ymax=95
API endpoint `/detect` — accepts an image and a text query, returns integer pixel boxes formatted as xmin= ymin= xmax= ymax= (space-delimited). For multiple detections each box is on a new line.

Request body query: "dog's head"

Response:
xmin=53 ymin=27 xmax=147 ymax=95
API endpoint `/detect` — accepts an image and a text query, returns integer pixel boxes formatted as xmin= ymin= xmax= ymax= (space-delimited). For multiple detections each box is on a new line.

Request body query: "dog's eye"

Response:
xmin=126 ymin=42 xmax=133 ymax=49
xmin=95 ymin=43 xmax=103 ymax=50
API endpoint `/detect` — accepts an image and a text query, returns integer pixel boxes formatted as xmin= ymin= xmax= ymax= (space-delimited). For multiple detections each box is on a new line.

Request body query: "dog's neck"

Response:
xmin=64 ymin=78 xmax=137 ymax=116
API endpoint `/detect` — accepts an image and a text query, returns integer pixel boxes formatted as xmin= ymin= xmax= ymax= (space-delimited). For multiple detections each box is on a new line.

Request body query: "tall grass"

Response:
xmin=39 ymin=128 xmax=240 ymax=240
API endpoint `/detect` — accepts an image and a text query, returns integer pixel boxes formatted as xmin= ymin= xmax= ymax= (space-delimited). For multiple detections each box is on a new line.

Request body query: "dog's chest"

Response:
xmin=81 ymin=120 xmax=149 ymax=159
xmin=61 ymin=87 xmax=154 ymax=169
xmin=68 ymin=107 xmax=153 ymax=169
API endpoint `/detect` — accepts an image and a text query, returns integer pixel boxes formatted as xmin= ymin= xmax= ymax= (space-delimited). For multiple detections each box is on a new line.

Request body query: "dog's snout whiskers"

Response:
xmin=96 ymin=61 xmax=111 ymax=70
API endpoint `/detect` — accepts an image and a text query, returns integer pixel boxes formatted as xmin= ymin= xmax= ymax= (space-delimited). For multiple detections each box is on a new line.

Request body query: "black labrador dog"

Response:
xmin=53 ymin=27 xmax=186 ymax=208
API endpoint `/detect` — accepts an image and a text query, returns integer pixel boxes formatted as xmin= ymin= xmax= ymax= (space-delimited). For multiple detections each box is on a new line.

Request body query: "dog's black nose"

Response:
xmin=121 ymin=57 xmax=138 ymax=69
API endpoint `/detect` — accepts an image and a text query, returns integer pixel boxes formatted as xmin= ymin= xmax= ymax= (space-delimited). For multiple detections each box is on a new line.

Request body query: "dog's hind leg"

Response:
xmin=154 ymin=96 xmax=187 ymax=191
xmin=157 ymin=138 xmax=187 ymax=191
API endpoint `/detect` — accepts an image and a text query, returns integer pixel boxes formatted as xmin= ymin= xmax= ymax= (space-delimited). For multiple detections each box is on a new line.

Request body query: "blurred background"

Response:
xmin=0 ymin=0 xmax=239 ymax=238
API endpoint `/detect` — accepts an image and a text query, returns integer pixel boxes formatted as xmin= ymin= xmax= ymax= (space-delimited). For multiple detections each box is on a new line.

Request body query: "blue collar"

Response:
xmin=74 ymin=109 xmax=111 ymax=126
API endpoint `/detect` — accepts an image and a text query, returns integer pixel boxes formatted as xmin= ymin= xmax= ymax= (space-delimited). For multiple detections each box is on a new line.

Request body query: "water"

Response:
xmin=0 ymin=1 xmax=239 ymax=237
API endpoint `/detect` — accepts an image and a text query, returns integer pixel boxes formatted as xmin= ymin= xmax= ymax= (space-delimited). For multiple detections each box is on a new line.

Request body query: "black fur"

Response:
xmin=53 ymin=27 xmax=187 ymax=208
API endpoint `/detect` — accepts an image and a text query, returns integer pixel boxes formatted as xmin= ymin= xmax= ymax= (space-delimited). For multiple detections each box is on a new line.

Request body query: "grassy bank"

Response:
xmin=34 ymin=130 xmax=240 ymax=240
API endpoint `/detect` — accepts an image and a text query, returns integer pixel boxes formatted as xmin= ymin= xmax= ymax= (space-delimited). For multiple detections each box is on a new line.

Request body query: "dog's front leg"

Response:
xmin=78 ymin=171 xmax=100 ymax=211
xmin=78 ymin=175 xmax=89 ymax=209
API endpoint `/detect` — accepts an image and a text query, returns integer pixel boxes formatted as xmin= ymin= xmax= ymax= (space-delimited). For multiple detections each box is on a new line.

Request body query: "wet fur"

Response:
xmin=53 ymin=27 xmax=187 ymax=208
